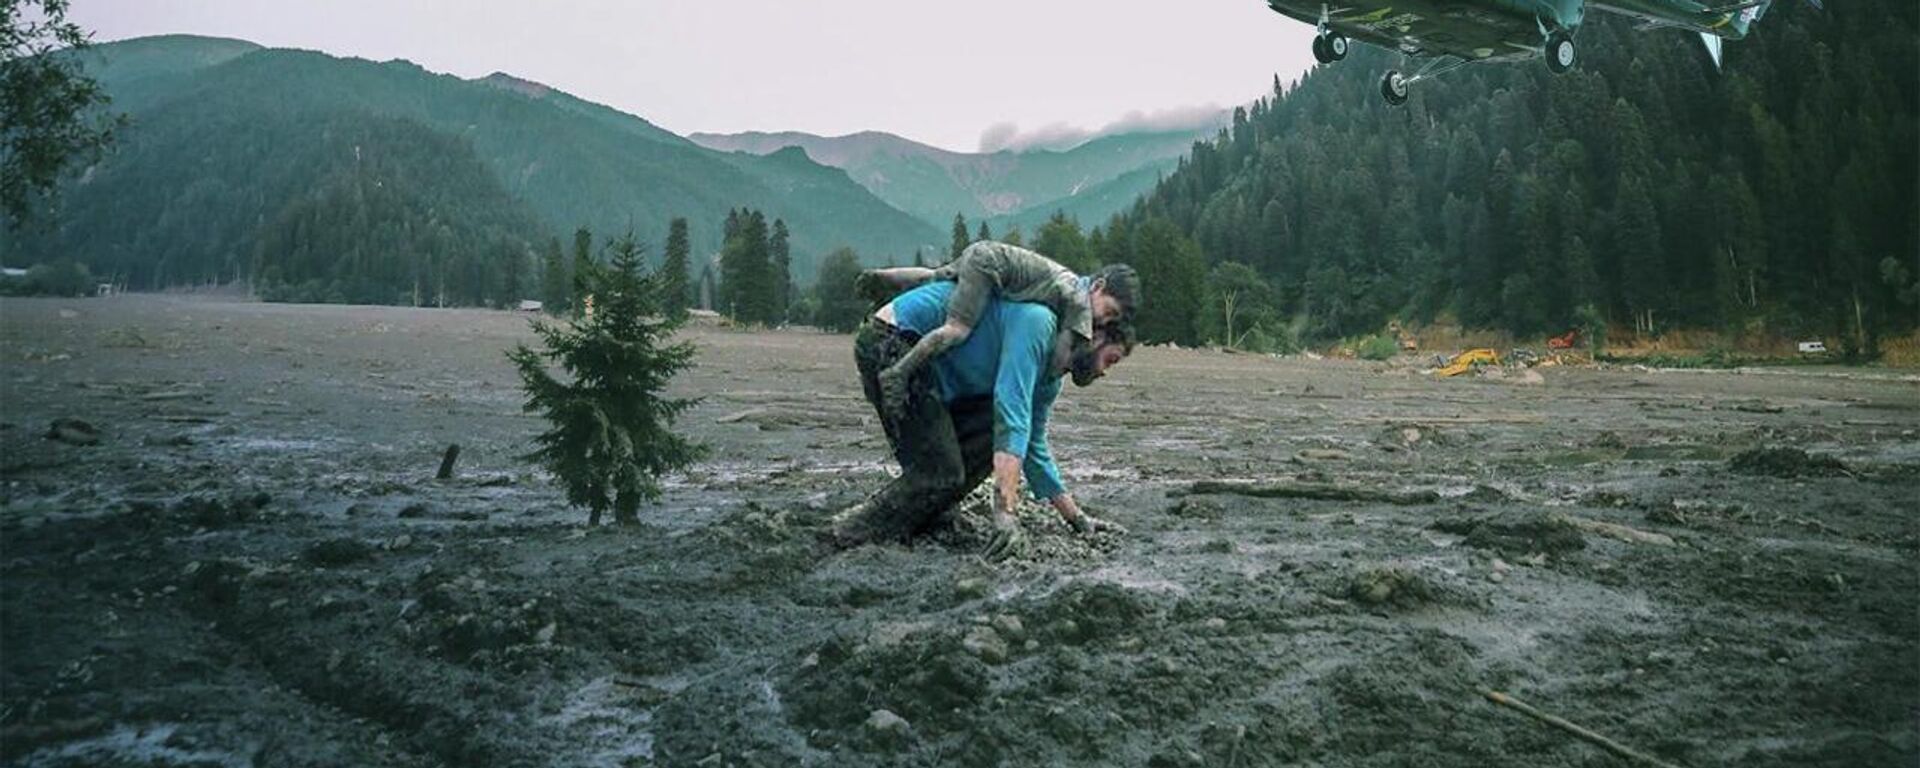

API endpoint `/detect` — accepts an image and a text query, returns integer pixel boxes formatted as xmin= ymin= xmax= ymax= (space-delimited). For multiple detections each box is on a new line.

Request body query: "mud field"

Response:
xmin=2 ymin=294 xmax=1916 ymax=767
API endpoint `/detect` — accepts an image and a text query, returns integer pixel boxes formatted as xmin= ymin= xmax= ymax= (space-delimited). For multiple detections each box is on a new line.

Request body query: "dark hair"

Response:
xmin=1092 ymin=263 xmax=1141 ymax=316
xmin=1098 ymin=319 xmax=1139 ymax=354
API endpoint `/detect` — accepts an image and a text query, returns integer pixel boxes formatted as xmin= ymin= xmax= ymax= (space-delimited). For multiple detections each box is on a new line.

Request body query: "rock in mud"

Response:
xmin=1431 ymin=510 xmax=1586 ymax=556
xmin=1168 ymin=496 xmax=1227 ymax=520
xmin=1728 ymin=447 xmax=1850 ymax=478
xmin=962 ymin=626 xmax=1009 ymax=664
xmin=953 ymin=577 xmax=990 ymax=600
xmin=173 ymin=493 xmax=267 ymax=528
xmin=189 ymin=560 xmax=247 ymax=605
xmin=863 ymin=709 xmax=911 ymax=743
xmin=305 ymin=537 xmax=376 ymax=567
xmin=1347 ymin=567 xmax=1442 ymax=608
xmin=991 ymin=614 xmax=1026 ymax=641
xmin=45 ymin=418 xmax=100 ymax=446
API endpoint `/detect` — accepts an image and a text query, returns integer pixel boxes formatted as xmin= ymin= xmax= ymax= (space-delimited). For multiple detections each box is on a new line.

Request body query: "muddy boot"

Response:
xmin=821 ymin=500 xmax=875 ymax=551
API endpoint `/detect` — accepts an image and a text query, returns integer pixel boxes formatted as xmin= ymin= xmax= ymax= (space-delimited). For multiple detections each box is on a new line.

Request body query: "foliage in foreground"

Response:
xmin=2 ymin=0 xmax=125 ymax=227
xmin=508 ymin=234 xmax=703 ymax=525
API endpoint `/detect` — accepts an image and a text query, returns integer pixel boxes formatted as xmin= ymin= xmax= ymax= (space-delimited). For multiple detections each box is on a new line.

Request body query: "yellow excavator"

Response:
xmin=1435 ymin=348 xmax=1500 ymax=377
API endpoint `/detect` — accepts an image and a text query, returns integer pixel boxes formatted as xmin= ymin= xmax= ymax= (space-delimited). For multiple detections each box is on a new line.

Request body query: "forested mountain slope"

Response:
xmin=1096 ymin=1 xmax=1917 ymax=351
xmin=4 ymin=36 xmax=941 ymax=300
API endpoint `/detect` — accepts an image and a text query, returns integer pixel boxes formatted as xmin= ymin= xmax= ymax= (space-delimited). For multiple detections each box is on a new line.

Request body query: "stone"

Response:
xmin=954 ymin=577 xmax=989 ymax=600
xmin=46 ymin=418 xmax=100 ymax=446
xmin=962 ymin=626 xmax=1009 ymax=664
xmin=865 ymin=708 xmax=911 ymax=739
xmin=990 ymin=614 xmax=1026 ymax=641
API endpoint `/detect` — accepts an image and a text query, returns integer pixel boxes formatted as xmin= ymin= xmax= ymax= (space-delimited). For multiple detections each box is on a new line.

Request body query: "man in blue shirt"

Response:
xmin=829 ymin=281 xmax=1136 ymax=557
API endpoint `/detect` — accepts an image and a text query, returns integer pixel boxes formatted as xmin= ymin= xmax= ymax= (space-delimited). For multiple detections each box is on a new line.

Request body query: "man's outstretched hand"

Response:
xmin=983 ymin=514 xmax=1025 ymax=562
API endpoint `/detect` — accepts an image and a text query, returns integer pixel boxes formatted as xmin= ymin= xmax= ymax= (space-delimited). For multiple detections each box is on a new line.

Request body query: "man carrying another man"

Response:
xmin=829 ymin=266 xmax=1137 ymax=558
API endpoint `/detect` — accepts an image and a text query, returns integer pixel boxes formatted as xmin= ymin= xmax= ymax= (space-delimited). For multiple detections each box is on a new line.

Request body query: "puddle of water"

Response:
xmin=19 ymin=723 xmax=250 ymax=768
xmin=543 ymin=676 xmax=657 ymax=767
xmin=1076 ymin=566 xmax=1190 ymax=596
xmin=225 ymin=437 xmax=326 ymax=452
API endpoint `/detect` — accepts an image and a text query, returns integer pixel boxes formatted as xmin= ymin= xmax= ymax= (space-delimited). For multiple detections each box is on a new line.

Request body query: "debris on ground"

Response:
xmin=1728 ymin=447 xmax=1852 ymax=478
xmin=1181 ymin=480 xmax=1440 ymax=506
xmin=1431 ymin=510 xmax=1587 ymax=556
xmin=44 ymin=418 xmax=99 ymax=446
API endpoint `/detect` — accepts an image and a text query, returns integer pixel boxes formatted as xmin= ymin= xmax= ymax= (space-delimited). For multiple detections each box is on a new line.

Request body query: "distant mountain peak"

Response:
xmin=688 ymin=125 xmax=1207 ymax=229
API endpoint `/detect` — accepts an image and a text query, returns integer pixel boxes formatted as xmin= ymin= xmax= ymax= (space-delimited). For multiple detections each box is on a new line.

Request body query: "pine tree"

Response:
xmin=570 ymin=227 xmax=594 ymax=316
xmin=720 ymin=209 xmax=774 ymax=324
xmin=501 ymin=240 xmax=526 ymax=307
xmin=976 ymin=221 xmax=993 ymax=243
xmin=950 ymin=213 xmax=970 ymax=262
xmin=770 ymin=218 xmax=792 ymax=324
xmin=1131 ymin=217 xmax=1204 ymax=345
xmin=1035 ymin=211 xmax=1093 ymax=274
xmin=813 ymin=247 xmax=867 ymax=333
xmin=507 ymin=234 xmax=703 ymax=526
xmin=540 ymin=237 xmax=569 ymax=315
xmin=661 ymin=217 xmax=692 ymax=320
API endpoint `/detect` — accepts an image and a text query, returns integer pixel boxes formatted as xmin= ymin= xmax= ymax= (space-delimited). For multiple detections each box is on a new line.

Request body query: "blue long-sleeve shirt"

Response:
xmin=888 ymin=282 xmax=1067 ymax=500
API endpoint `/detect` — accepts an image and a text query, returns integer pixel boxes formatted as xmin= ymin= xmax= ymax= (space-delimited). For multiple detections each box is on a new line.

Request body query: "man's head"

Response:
xmin=1069 ymin=320 xmax=1137 ymax=386
xmin=1087 ymin=263 xmax=1141 ymax=325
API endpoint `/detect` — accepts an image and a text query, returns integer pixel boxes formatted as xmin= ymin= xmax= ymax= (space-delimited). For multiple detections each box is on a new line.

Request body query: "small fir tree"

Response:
xmin=508 ymin=234 xmax=703 ymax=525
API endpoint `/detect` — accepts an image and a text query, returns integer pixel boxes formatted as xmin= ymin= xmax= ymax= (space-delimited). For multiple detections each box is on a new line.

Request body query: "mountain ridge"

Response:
xmin=14 ymin=35 xmax=942 ymax=286
xmin=689 ymin=123 xmax=1218 ymax=231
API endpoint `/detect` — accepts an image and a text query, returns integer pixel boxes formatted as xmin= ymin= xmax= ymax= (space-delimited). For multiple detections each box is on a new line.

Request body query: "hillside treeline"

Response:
xmin=1090 ymin=0 xmax=1917 ymax=352
xmin=0 ymin=38 xmax=941 ymax=306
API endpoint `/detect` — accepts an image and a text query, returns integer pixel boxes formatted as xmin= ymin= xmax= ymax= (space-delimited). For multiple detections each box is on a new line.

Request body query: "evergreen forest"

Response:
xmin=1083 ymin=0 xmax=1917 ymax=353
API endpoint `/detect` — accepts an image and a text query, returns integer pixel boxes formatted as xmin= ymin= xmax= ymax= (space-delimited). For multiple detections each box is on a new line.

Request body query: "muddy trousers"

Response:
xmin=848 ymin=321 xmax=996 ymax=543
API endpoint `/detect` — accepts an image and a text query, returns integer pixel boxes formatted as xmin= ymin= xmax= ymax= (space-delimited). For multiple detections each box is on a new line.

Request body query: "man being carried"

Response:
xmin=830 ymin=279 xmax=1135 ymax=557
xmin=857 ymin=240 xmax=1140 ymax=421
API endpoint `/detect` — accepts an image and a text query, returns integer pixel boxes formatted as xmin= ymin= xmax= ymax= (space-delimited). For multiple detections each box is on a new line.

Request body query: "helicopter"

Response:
xmin=1265 ymin=0 xmax=1817 ymax=105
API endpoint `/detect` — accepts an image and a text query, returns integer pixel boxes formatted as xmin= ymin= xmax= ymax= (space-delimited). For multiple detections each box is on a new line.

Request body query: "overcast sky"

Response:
xmin=75 ymin=0 xmax=1318 ymax=153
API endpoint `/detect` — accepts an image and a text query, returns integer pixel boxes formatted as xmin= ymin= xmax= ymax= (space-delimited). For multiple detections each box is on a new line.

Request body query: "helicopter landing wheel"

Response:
xmin=1326 ymin=33 xmax=1349 ymax=61
xmin=1546 ymin=31 xmax=1576 ymax=74
xmin=1380 ymin=70 xmax=1410 ymax=106
xmin=1312 ymin=32 xmax=1349 ymax=64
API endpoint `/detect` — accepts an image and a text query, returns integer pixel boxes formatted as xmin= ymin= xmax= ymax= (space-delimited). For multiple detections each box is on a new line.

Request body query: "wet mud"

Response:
xmin=2 ymin=295 xmax=1917 ymax=767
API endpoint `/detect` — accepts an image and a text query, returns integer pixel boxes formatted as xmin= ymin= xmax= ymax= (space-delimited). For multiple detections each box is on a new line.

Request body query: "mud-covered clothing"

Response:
xmin=846 ymin=319 xmax=999 ymax=543
xmin=933 ymin=240 xmax=1093 ymax=342
xmin=887 ymin=282 xmax=1066 ymax=501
